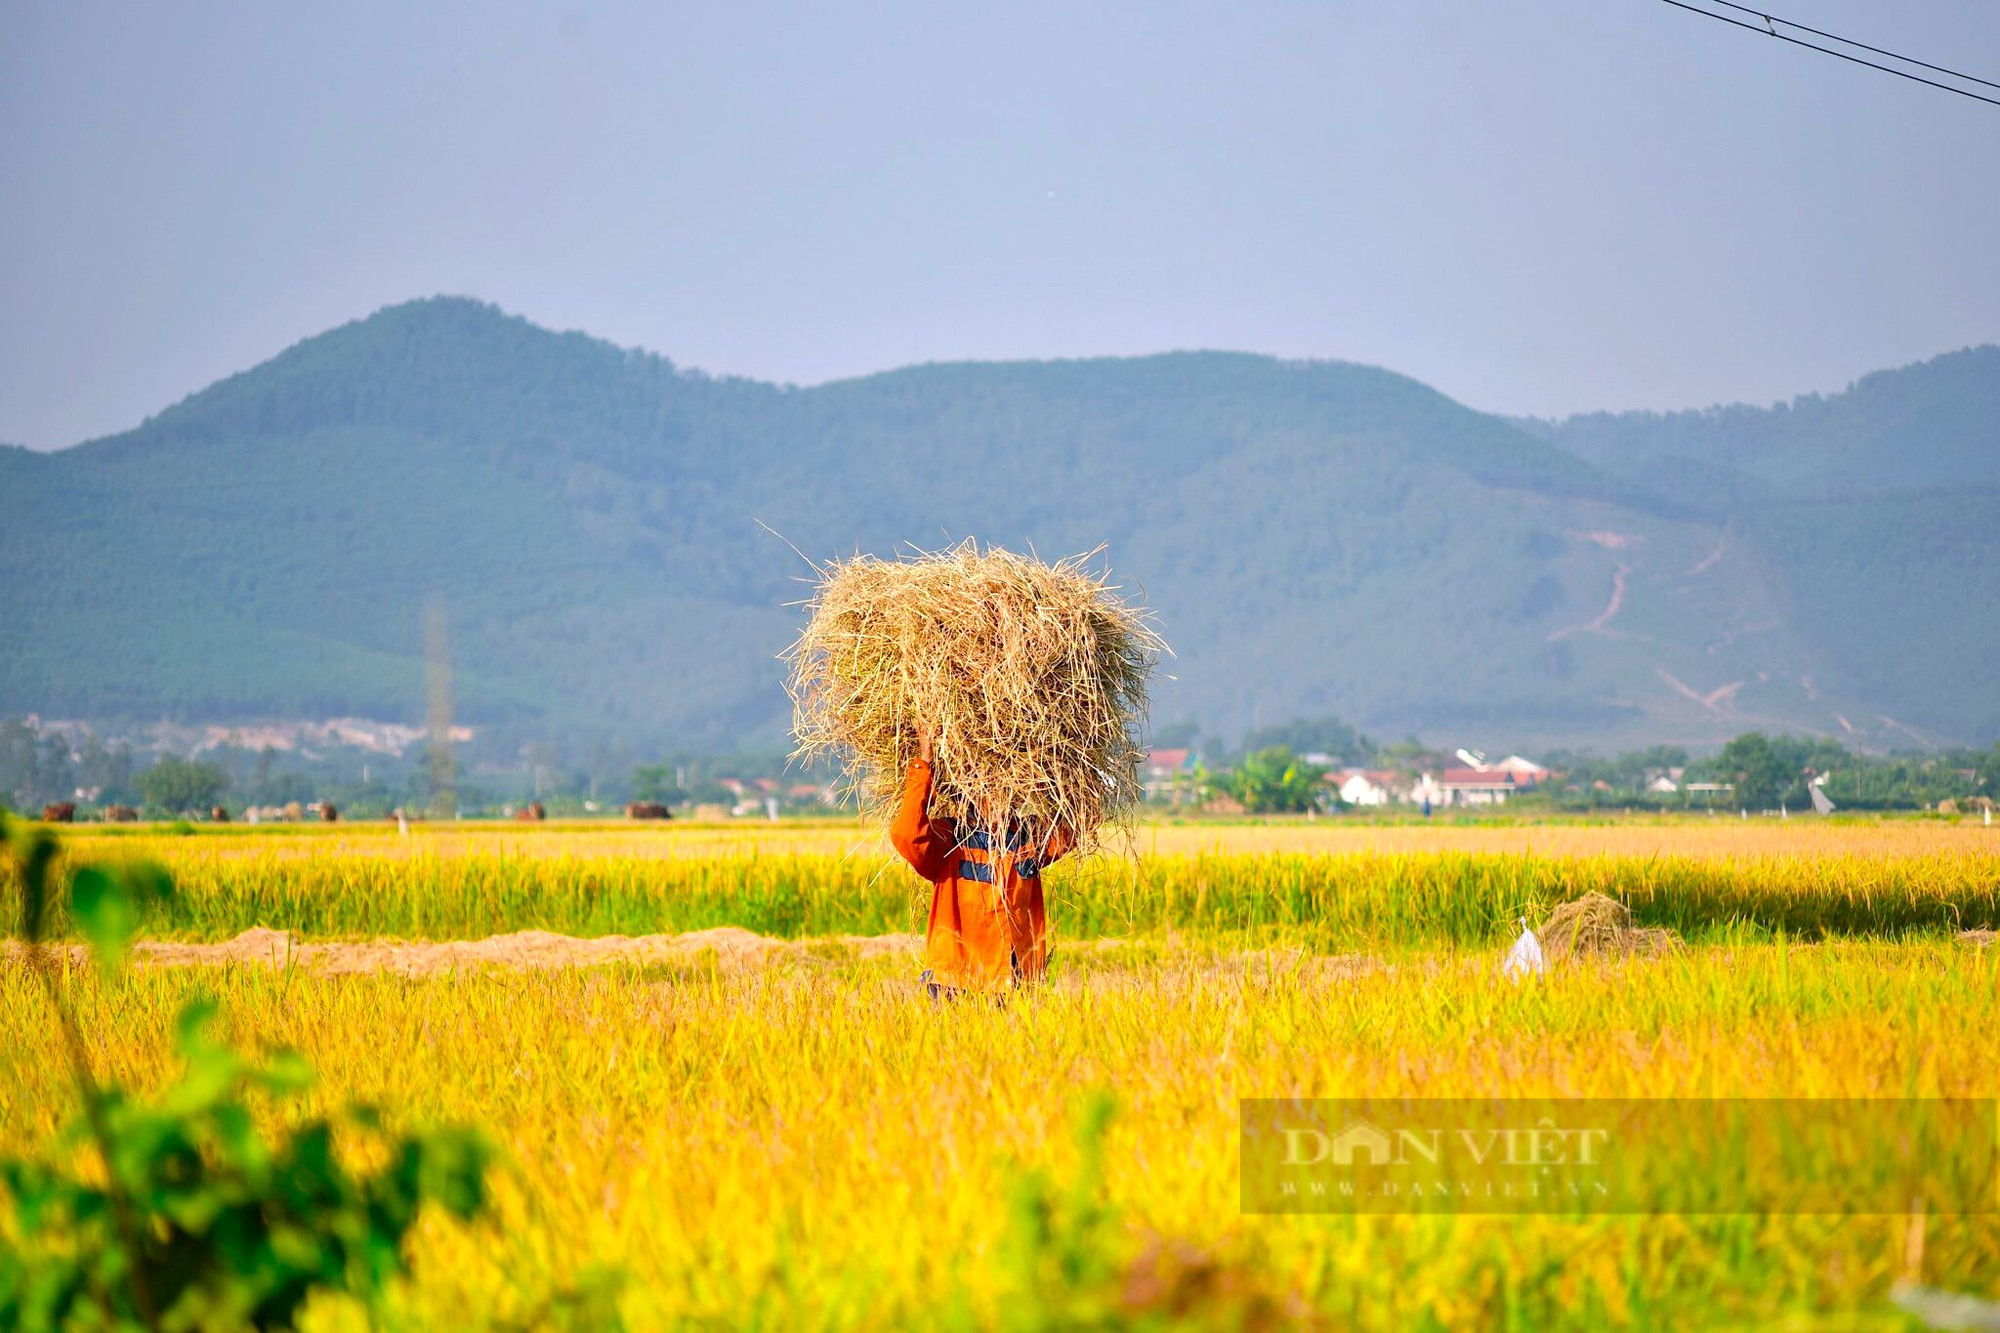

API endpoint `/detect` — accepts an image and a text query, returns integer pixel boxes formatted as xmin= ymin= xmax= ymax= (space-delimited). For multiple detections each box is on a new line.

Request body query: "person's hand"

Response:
xmin=917 ymin=723 xmax=934 ymax=765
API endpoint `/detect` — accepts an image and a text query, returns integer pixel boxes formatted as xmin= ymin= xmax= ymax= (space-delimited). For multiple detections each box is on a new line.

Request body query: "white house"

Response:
xmin=1428 ymin=750 xmax=1550 ymax=806
xmin=1437 ymin=768 xmax=1524 ymax=805
xmin=1335 ymin=770 xmax=1399 ymax=807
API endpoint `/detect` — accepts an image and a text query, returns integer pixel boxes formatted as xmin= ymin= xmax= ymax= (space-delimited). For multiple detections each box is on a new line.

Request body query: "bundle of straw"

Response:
xmin=785 ymin=542 xmax=1163 ymax=852
xmin=1538 ymin=893 xmax=1682 ymax=965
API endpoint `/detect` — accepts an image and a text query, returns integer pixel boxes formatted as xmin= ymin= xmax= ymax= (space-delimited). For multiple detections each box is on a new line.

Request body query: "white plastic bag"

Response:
xmin=1502 ymin=917 xmax=1545 ymax=979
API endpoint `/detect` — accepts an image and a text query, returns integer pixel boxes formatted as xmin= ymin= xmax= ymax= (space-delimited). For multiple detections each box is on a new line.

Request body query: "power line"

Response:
xmin=1698 ymin=0 xmax=2000 ymax=90
xmin=1657 ymin=0 xmax=2000 ymax=108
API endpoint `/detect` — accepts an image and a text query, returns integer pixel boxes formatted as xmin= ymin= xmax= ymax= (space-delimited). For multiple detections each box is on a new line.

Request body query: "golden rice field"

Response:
xmin=6 ymin=816 xmax=2000 ymax=1328
xmin=54 ymin=811 xmax=2000 ymax=864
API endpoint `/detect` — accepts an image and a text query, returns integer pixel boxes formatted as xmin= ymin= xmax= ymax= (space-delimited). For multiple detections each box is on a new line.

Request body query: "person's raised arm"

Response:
xmin=1039 ymin=820 xmax=1076 ymax=867
xmin=889 ymin=727 xmax=953 ymax=879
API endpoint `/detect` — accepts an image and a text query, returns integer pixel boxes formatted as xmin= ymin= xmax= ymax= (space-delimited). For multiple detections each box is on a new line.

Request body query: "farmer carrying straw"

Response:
xmin=785 ymin=541 xmax=1164 ymax=999
xmin=892 ymin=725 xmax=1074 ymax=997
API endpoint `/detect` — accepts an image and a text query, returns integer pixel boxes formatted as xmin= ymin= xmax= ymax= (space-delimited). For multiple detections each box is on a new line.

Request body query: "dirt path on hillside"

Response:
xmin=1548 ymin=561 xmax=1629 ymax=641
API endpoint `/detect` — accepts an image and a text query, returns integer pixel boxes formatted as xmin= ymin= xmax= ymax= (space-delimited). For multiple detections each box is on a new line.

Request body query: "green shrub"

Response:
xmin=0 ymin=810 xmax=494 ymax=1331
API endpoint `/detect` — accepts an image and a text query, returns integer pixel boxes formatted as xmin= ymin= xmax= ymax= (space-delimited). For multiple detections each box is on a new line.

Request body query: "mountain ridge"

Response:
xmin=1523 ymin=344 xmax=2000 ymax=502
xmin=5 ymin=297 xmax=1995 ymax=750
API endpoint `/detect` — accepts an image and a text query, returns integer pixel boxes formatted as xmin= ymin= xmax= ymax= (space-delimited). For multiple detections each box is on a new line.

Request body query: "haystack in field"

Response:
xmin=785 ymin=542 xmax=1163 ymax=853
xmin=1538 ymin=892 xmax=1681 ymax=964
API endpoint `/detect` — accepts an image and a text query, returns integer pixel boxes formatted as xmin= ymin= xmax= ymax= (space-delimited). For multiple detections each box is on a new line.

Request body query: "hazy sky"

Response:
xmin=4 ymin=0 xmax=1997 ymax=448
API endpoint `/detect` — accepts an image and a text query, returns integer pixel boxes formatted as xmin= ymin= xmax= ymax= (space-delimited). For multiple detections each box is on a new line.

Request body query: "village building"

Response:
xmin=1142 ymin=747 xmax=1199 ymax=804
xmin=1457 ymin=749 xmax=1551 ymax=781
xmin=1430 ymin=751 xmax=1549 ymax=806
xmin=1333 ymin=769 xmax=1400 ymax=807
xmin=1436 ymin=767 xmax=1533 ymax=805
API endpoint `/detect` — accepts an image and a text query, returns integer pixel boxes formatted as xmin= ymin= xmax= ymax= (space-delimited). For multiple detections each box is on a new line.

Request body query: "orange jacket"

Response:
xmin=889 ymin=757 xmax=1073 ymax=991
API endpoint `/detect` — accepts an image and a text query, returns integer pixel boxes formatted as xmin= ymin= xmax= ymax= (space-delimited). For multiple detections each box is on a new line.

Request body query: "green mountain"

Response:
xmin=1527 ymin=347 xmax=2000 ymax=499
xmin=3 ymin=298 xmax=1995 ymax=750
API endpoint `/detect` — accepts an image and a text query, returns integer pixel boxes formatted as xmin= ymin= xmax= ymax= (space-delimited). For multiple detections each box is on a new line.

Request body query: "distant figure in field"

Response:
xmin=41 ymin=802 xmax=76 ymax=823
xmin=514 ymin=802 xmax=546 ymax=822
xmin=210 ymin=805 xmax=231 ymax=823
xmin=625 ymin=801 xmax=672 ymax=821
xmin=891 ymin=726 xmax=1072 ymax=999
xmin=104 ymin=804 xmax=138 ymax=823
xmin=317 ymin=802 xmax=339 ymax=823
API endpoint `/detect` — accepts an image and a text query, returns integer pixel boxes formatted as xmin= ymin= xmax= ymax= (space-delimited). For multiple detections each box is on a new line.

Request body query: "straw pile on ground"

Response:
xmin=786 ymin=542 xmax=1163 ymax=853
xmin=1538 ymin=892 xmax=1682 ymax=964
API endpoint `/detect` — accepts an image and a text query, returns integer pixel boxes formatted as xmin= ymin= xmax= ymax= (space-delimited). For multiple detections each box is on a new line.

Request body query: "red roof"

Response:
xmin=1441 ymin=768 xmax=1522 ymax=787
xmin=1145 ymin=748 xmax=1192 ymax=771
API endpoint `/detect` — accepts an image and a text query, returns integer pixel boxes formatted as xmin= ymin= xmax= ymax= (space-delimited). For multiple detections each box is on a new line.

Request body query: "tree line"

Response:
xmin=1160 ymin=718 xmax=2000 ymax=815
xmin=8 ymin=714 xmax=1997 ymax=820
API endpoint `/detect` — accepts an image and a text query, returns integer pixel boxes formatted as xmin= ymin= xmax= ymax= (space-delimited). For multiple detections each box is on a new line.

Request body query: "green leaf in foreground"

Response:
xmin=67 ymin=861 xmax=172 ymax=983
xmin=0 ymin=997 xmax=496 ymax=1330
xmin=2 ymin=809 xmax=58 ymax=943
xmin=2 ymin=818 xmax=497 ymax=1330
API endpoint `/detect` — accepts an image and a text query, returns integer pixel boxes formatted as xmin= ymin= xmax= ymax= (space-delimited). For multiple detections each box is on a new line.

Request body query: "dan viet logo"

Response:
xmin=1284 ymin=1116 xmax=1614 ymax=1169
xmin=1265 ymin=1113 xmax=1619 ymax=1206
xmin=1244 ymin=1097 xmax=1999 ymax=1215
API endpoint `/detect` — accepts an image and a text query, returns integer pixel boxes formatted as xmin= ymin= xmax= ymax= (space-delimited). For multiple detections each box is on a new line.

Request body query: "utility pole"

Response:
xmin=425 ymin=600 xmax=457 ymax=820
